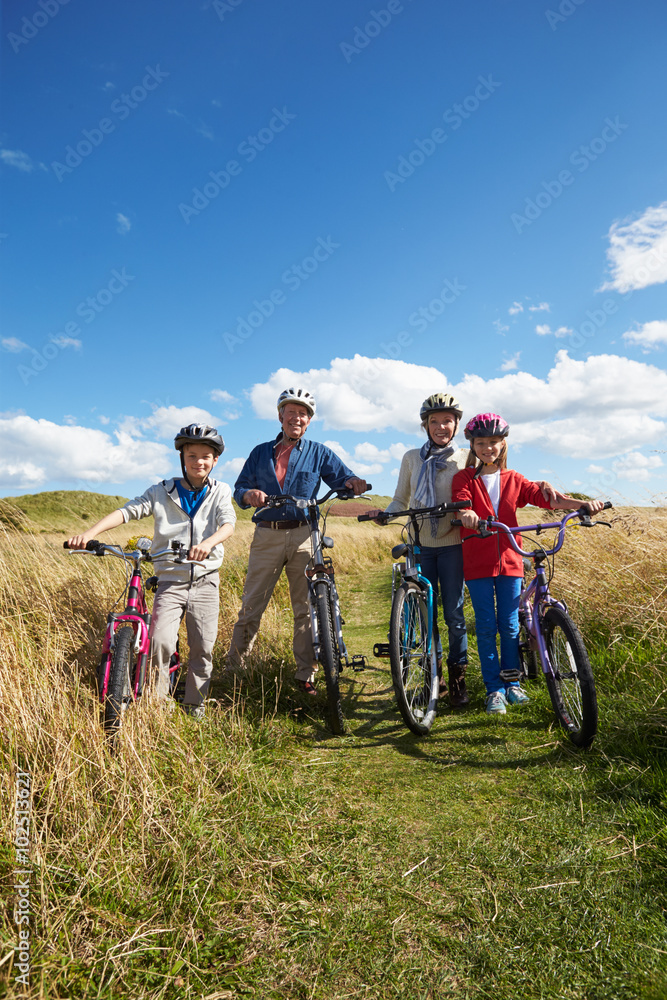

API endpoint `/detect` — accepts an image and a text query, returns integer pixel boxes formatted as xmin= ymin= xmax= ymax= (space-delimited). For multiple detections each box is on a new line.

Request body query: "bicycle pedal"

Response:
xmin=351 ymin=655 xmax=368 ymax=672
xmin=373 ymin=643 xmax=390 ymax=659
xmin=499 ymin=668 xmax=521 ymax=684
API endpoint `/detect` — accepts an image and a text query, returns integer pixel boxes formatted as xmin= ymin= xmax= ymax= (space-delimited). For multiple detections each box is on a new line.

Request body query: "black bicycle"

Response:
xmin=262 ymin=487 xmax=370 ymax=734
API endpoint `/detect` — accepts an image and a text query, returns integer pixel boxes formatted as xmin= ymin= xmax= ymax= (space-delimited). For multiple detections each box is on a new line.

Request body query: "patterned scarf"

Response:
xmin=414 ymin=441 xmax=455 ymax=537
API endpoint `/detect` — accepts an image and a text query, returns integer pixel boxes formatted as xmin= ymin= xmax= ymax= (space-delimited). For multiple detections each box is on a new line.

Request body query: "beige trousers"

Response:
xmin=149 ymin=574 xmax=220 ymax=705
xmin=227 ymin=523 xmax=316 ymax=682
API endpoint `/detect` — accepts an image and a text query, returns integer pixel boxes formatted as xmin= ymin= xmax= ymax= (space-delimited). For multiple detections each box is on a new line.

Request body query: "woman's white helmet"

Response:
xmin=277 ymin=387 xmax=316 ymax=417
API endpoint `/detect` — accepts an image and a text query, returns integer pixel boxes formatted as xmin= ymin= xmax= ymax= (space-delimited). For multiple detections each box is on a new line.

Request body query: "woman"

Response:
xmin=370 ymin=393 xmax=470 ymax=706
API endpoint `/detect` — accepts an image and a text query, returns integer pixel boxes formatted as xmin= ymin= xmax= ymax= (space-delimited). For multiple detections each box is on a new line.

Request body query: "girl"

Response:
xmin=451 ymin=413 xmax=604 ymax=714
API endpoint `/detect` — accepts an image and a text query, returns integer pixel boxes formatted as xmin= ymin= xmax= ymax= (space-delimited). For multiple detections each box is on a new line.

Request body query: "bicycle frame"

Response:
xmin=470 ymin=506 xmax=612 ymax=682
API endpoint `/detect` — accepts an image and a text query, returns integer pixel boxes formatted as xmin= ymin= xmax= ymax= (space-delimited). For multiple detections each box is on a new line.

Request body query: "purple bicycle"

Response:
xmin=64 ymin=537 xmax=201 ymax=743
xmin=453 ymin=503 xmax=613 ymax=748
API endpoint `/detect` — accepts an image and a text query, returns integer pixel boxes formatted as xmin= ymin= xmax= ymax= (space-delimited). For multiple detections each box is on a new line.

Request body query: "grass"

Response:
xmin=0 ymin=496 xmax=666 ymax=998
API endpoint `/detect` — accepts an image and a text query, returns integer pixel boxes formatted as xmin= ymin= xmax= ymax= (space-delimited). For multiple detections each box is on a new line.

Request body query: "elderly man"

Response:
xmin=226 ymin=387 xmax=367 ymax=694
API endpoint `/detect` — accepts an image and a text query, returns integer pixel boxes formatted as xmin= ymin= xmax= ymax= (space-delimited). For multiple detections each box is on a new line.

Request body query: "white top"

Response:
xmin=384 ymin=447 xmax=468 ymax=548
xmin=481 ymin=470 xmax=501 ymax=515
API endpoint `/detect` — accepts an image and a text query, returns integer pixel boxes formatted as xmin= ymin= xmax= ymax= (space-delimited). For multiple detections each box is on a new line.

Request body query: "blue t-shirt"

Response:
xmin=176 ymin=480 xmax=209 ymax=519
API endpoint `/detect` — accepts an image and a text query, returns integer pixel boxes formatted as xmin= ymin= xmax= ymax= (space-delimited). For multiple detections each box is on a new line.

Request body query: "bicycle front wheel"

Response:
xmin=314 ymin=581 xmax=345 ymax=735
xmin=389 ymin=583 xmax=438 ymax=736
xmin=542 ymin=606 xmax=597 ymax=748
xmin=105 ymin=625 xmax=134 ymax=743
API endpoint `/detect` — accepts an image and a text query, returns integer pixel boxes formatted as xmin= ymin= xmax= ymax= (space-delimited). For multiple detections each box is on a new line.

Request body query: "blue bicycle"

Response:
xmin=359 ymin=501 xmax=470 ymax=735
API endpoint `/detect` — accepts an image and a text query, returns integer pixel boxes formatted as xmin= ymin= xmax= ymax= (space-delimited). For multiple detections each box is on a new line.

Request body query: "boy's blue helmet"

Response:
xmin=174 ymin=424 xmax=225 ymax=455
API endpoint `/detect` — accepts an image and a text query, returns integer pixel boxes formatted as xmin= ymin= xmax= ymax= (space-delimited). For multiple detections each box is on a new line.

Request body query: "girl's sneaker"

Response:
xmin=486 ymin=691 xmax=507 ymax=715
xmin=506 ymin=685 xmax=530 ymax=705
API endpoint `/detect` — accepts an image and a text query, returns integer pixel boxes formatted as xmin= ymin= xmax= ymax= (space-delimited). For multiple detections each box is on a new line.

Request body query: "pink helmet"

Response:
xmin=464 ymin=413 xmax=509 ymax=441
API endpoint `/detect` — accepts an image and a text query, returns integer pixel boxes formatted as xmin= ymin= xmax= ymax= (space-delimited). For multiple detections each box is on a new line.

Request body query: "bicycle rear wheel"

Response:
xmin=389 ymin=583 xmax=438 ymax=736
xmin=105 ymin=625 xmax=134 ymax=743
xmin=314 ymin=581 xmax=345 ymax=735
xmin=541 ymin=606 xmax=597 ymax=748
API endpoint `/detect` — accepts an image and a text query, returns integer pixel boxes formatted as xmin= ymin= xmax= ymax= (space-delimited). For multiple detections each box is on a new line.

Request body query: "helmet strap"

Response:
xmin=179 ymin=451 xmax=208 ymax=493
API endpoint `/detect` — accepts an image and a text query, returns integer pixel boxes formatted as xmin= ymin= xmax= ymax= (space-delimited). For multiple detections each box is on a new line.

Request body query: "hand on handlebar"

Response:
xmin=458 ymin=510 xmax=480 ymax=530
xmin=64 ymin=533 xmax=94 ymax=550
xmin=244 ymin=489 xmax=268 ymax=508
xmin=344 ymin=477 xmax=369 ymax=496
xmin=364 ymin=507 xmax=388 ymax=524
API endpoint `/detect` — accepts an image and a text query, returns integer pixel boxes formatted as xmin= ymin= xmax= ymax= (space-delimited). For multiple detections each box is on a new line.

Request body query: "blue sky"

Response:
xmin=2 ymin=0 xmax=667 ymax=503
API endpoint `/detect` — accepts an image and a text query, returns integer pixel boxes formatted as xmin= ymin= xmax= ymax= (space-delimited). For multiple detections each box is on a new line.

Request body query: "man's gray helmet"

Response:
xmin=419 ymin=392 xmax=463 ymax=421
xmin=174 ymin=423 xmax=225 ymax=455
xmin=277 ymin=388 xmax=316 ymax=417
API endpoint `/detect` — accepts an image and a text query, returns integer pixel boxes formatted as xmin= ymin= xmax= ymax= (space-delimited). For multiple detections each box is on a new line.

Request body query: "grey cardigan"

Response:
xmin=120 ymin=478 xmax=236 ymax=582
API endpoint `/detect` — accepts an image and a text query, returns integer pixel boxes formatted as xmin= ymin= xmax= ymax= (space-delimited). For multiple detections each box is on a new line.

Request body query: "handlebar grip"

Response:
xmin=63 ymin=541 xmax=70 ymax=549
xmin=602 ymin=501 xmax=613 ymax=510
xmin=357 ymin=512 xmax=373 ymax=522
xmin=451 ymin=519 xmax=462 ymax=527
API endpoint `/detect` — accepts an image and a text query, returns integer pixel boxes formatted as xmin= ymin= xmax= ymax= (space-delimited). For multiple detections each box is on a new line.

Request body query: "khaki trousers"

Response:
xmin=227 ymin=523 xmax=316 ymax=682
xmin=149 ymin=574 xmax=220 ymax=706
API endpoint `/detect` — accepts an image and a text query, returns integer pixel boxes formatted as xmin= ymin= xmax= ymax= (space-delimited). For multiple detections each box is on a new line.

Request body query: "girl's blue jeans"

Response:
xmin=418 ymin=544 xmax=468 ymax=666
xmin=466 ymin=575 xmax=522 ymax=694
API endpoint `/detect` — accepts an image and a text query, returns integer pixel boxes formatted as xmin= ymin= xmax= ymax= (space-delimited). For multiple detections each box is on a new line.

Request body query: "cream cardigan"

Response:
xmin=384 ymin=447 xmax=468 ymax=548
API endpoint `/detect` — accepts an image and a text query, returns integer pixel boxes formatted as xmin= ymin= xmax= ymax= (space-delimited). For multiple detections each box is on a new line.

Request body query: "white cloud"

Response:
xmin=500 ymin=352 xmax=521 ymax=371
xmin=600 ymin=201 xmax=667 ymax=293
xmin=0 ymin=149 xmax=34 ymax=173
xmin=99 ymin=415 xmax=110 ymax=425
xmin=250 ymin=351 xmax=667 ymax=461
xmin=529 ymin=302 xmax=550 ymax=312
xmin=103 ymin=81 xmax=115 ymax=91
xmin=210 ymin=389 xmax=236 ymax=403
xmin=322 ymin=441 xmax=383 ymax=477
xmin=220 ymin=457 xmax=245 ymax=478
xmin=493 ymin=319 xmax=509 ymax=334
xmin=116 ymin=213 xmax=131 ymax=235
xmin=622 ymin=320 xmax=667 ymax=352
xmin=0 ymin=416 xmax=171 ymax=488
xmin=508 ymin=301 xmax=524 ymax=315
xmin=52 ymin=336 xmax=81 ymax=350
xmin=588 ymin=451 xmax=663 ymax=483
xmin=133 ymin=405 xmax=222 ymax=440
xmin=2 ymin=337 xmax=29 ymax=353
xmin=535 ymin=324 xmax=571 ymax=338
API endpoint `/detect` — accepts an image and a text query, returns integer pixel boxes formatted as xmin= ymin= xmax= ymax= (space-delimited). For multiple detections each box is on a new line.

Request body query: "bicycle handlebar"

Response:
xmin=451 ymin=502 xmax=613 ymax=558
xmin=357 ymin=500 xmax=470 ymax=523
xmin=262 ymin=485 xmax=373 ymax=510
xmin=64 ymin=539 xmax=206 ymax=564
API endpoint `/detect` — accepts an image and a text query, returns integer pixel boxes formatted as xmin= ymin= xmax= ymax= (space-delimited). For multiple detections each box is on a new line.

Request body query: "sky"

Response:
xmin=1 ymin=0 xmax=667 ymax=505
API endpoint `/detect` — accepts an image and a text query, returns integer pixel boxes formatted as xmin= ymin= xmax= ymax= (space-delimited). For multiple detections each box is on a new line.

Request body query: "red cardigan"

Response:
xmin=451 ymin=467 xmax=552 ymax=580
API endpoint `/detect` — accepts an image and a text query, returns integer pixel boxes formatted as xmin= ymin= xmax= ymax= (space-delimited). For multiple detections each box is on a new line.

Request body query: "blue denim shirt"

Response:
xmin=233 ymin=434 xmax=355 ymax=523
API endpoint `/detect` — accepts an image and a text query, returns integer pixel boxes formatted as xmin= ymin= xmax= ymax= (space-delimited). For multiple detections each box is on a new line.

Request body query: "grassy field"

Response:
xmin=1 ymin=493 xmax=666 ymax=999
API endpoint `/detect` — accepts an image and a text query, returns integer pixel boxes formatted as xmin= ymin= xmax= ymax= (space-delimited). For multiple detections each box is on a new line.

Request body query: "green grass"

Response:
xmin=1 ymin=498 xmax=666 ymax=998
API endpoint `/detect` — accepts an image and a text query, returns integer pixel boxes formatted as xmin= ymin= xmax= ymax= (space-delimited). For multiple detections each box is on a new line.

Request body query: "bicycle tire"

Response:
xmin=314 ymin=581 xmax=345 ymax=735
xmin=105 ymin=625 xmax=134 ymax=742
xmin=518 ymin=609 xmax=538 ymax=680
xmin=541 ymin=606 xmax=597 ymax=748
xmin=389 ymin=582 xmax=438 ymax=736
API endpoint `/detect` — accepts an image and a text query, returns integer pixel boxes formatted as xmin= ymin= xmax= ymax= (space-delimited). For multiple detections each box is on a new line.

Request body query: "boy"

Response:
xmin=66 ymin=424 xmax=236 ymax=716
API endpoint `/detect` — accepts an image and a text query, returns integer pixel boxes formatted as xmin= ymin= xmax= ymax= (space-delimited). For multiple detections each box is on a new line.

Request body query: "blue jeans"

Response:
xmin=419 ymin=544 xmax=467 ymax=666
xmin=466 ymin=575 xmax=522 ymax=695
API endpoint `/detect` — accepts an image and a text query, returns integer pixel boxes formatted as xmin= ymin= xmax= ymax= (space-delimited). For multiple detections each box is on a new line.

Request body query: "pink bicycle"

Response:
xmin=64 ymin=537 xmax=200 ymax=743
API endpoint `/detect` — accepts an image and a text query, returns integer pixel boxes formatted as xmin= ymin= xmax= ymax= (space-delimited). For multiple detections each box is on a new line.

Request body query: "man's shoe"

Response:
xmin=486 ymin=691 xmax=507 ymax=715
xmin=506 ymin=685 xmax=530 ymax=705
xmin=448 ymin=663 xmax=470 ymax=708
xmin=296 ymin=679 xmax=317 ymax=696
xmin=182 ymin=703 xmax=205 ymax=719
